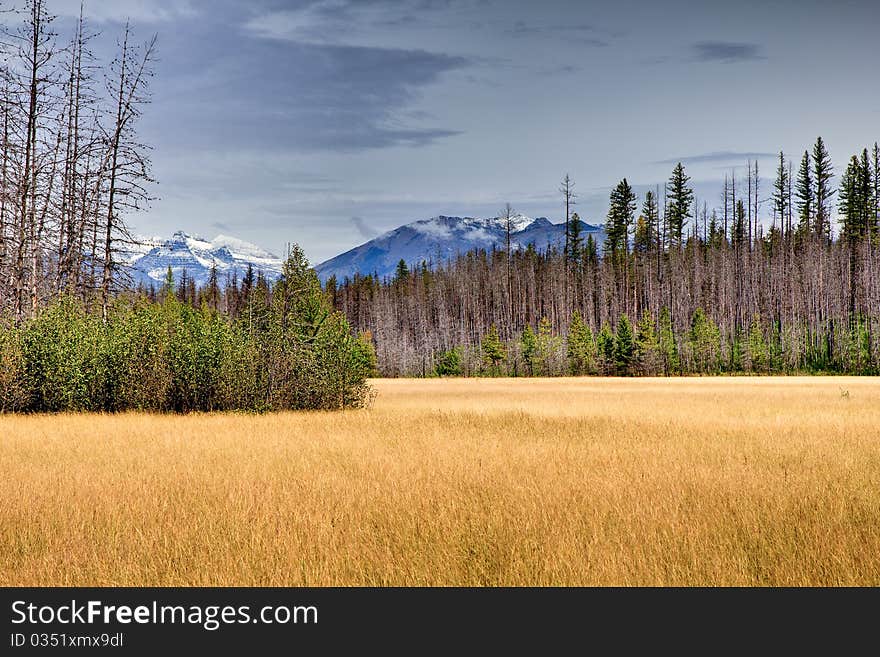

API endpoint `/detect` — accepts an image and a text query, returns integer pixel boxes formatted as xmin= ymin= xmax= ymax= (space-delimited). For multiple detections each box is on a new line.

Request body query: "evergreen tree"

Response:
xmin=481 ymin=324 xmax=506 ymax=374
xmin=707 ymin=210 xmax=723 ymax=249
xmin=584 ymin=234 xmax=598 ymax=265
xmin=568 ymin=212 xmax=583 ymax=263
xmin=688 ymin=308 xmax=721 ymax=373
xmin=658 ymin=306 xmax=678 ymax=375
xmin=614 ymin=314 xmax=634 ymax=375
xmin=666 ymin=163 xmax=694 ymax=247
xmin=535 ymin=316 xmax=561 ymax=375
xmin=394 ymin=259 xmax=409 ymax=284
xmin=434 ymin=347 xmax=462 ymax=377
xmin=161 ymin=266 xmax=174 ymax=300
xmin=634 ymin=309 xmax=660 ymax=374
xmin=840 ymin=155 xmax=863 ymax=242
xmin=732 ymin=200 xmax=747 ymax=248
xmin=605 ymin=178 xmax=637 ymax=257
xmin=521 ymin=324 xmax=537 ymax=376
xmin=795 ymin=150 xmax=813 ymax=240
xmin=860 ymin=148 xmax=875 ymax=239
xmin=566 ymin=311 xmax=595 ymax=375
xmin=633 ymin=215 xmax=651 ymax=254
xmin=813 ymin=136 xmax=834 ymax=242
xmin=772 ymin=151 xmax=790 ymax=231
xmin=746 ymin=314 xmax=768 ymax=373
xmin=596 ymin=323 xmax=615 ymax=375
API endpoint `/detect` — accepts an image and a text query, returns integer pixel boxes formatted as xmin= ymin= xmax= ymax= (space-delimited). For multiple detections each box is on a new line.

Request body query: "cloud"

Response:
xmin=351 ymin=216 xmax=379 ymax=240
xmin=50 ymin=0 xmax=198 ymax=24
xmin=210 ymin=220 xmax=231 ymax=232
xmin=145 ymin=34 xmax=468 ymax=152
xmin=508 ymin=21 xmax=612 ymax=47
xmin=654 ymin=151 xmax=776 ymax=165
xmin=691 ymin=41 xmax=765 ymax=63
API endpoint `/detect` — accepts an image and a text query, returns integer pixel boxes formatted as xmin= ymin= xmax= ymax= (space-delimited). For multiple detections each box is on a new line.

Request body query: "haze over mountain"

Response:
xmin=314 ymin=214 xmax=605 ymax=282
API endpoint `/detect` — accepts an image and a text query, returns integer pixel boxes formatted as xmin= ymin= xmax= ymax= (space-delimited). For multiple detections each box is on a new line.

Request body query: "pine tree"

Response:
xmin=813 ymin=136 xmax=834 ymax=242
xmin=772 ymin=151 xmax=789 ymax=232
xmin=568 ymin=212 xmax=583 ymax=263
xmin=393 ymin=259 xmax=409 ymax=284
xmin=535 ymin=316 xmax=561 ymax=376
xmin=566 ymin=311 xmax=595 ymax=375
xmin=161 ymin=266 xmax=174 ymax=299
xmin=666 ymin=163 xmax=694 ymax=247
xmin=732 ymin=200 xmax=747 ymax=248
xmin=795 ymin=150 xmax=813 ymax=241
xmin=707 ymin=210 xmax=723 ymax=249
xmin=521 ymin=324 xmax=537 ymax=376
xmin=688 ymin=308 xmax=721 ymax=373
xmin=658 ymin=306 xmax=678 ymax=375
xmin=605 ymin=178 xmax=637 ymax=257
xmin=596 ymin=323 xmax=615 ymax=375
xmin=481 ymin=324 xmax=506 ymax=374
xmin=840 ymin=155 xmax=862 ymax=242
xmin=747 ymin=314 xmax=768 ymax=373
xmin=633 ymin=215 xmax=651 ymax=254
xmin=634 ymin=309 xmax=660 ymax=374
xmin=860 ymin=148 xmax=874 ymax=239
xmin=614 ymin=314 xmax=634 ymax=375
xmin=434 ymin=347 xmax=462 ymax=377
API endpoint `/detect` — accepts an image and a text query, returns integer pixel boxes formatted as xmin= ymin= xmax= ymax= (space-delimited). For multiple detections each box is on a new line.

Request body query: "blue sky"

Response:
xmin=49 ymin=0 xmax=880 ymax=263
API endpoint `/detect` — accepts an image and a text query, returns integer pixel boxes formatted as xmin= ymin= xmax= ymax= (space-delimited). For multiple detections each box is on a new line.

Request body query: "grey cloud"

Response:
xmin=691 ymin=41 xmax=765 ymax=63
xmin=508 ymin=21 xmax=612 ymax=46
xmin=654 ymin=151 xmax=776 ymax=165
xmin=144 ymin=30 xmax=469 ymax=153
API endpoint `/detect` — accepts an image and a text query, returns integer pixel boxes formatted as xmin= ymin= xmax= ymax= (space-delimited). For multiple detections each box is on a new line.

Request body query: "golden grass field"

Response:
xmin=2 ymin=376 xmax=880 ymax=586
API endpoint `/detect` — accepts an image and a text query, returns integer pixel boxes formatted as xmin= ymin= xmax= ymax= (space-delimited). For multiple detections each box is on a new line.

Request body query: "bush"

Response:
xmin=0 ymin=247 xmax=372 ymax=414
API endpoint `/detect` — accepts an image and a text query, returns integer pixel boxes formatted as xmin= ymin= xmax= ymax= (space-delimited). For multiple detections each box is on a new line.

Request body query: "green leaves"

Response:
xmin=0 ymin=246 xmax=373 ymax=413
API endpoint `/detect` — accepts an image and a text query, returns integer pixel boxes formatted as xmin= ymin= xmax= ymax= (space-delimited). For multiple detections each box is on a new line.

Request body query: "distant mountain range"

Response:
xmin=125 ymin=231 xmax=284 ymax=288
xmin=314 ymin=214 xmax=605 ymax=282
xmin=127 ymin=215 xmax=605 ymax=289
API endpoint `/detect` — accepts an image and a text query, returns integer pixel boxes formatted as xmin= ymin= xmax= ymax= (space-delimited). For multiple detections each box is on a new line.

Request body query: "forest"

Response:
xmin=330 ymin=138 xmax=880 ymax=377
xmin=0 ymin=2 xmax=374 ymax=412
xmin=0 ymin=2 xmax=878 ymax=400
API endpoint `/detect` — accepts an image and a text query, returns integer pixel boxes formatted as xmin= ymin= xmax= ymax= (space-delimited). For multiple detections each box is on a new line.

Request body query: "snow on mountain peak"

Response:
xmin=126 ymin=231 xmax=283 ymax=288
xmin=489 ymin=213 xmax=535 ymax=232
xmin=315 ymin=213 xmax=607 ymax=282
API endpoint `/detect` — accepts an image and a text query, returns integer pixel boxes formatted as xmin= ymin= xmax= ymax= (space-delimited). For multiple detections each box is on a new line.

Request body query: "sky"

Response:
xmin=46 ymin=0 xmax=880 ymax=264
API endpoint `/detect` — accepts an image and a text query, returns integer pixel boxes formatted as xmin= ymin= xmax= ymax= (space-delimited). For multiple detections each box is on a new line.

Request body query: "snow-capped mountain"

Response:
xmin=125 ymin=231 xmax=284 ymax=288
xmin=314 ymin=214 xmax=605 ymax=282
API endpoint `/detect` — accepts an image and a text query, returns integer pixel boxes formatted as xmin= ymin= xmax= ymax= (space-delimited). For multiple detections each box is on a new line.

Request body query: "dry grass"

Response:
xmin=2 ymin=376 xmax=880 ymax=586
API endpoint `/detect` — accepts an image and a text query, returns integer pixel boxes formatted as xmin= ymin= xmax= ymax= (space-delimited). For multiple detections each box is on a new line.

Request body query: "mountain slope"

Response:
xmin=125 ymin=231 xmax=284 ymax=288
xmin=315 ymin=214 xmax=605 ymax=281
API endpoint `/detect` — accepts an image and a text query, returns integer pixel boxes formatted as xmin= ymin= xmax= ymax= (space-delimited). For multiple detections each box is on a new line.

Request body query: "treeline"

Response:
xmin=331 ymin=137 xmax=880 ymax=377
xmin=0 ymin=1 xmax=154 ymax=323
xmin=0 ymin=248 xmax=376 ymax=412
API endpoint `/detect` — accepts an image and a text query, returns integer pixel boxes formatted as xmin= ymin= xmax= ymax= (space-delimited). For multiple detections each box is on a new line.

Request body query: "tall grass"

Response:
xmin=2 ymin=377 xmax=879 ymax=586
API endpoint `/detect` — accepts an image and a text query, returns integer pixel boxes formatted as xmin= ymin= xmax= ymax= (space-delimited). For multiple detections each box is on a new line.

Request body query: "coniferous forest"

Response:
xmin=330 ymin=138 xmax=880 ymax=378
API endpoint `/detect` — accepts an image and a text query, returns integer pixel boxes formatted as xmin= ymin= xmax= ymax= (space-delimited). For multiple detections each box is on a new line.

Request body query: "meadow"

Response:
xmin=2 ymin=377 xmax=879 ymax=586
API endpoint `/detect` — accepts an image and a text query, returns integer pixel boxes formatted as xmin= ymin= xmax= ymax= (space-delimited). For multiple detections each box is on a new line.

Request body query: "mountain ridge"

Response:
xmin=125 ymin=231 xmax=284 ymax=288
xmin=314 ymin=214 xmax=605 ymax=282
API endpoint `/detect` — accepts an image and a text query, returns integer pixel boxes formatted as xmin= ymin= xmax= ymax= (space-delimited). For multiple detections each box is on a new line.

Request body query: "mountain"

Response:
xmin=314 ymin=214 xmax=605 ymax=282
xmin=125 ymin=231 xmax=284 ymax=288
